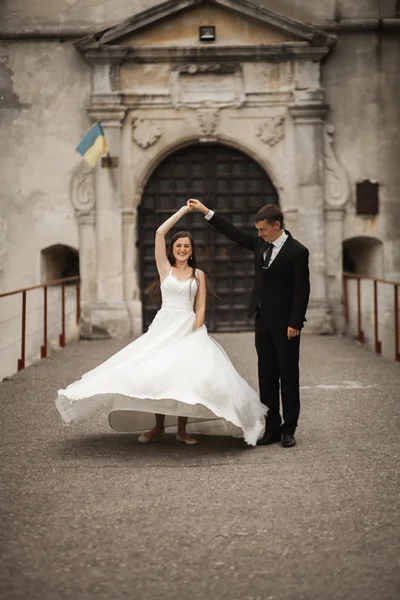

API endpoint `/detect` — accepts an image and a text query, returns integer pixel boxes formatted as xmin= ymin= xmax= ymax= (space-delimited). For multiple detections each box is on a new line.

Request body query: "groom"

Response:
xmin=187 ymin=199 xmax=310 ymax=448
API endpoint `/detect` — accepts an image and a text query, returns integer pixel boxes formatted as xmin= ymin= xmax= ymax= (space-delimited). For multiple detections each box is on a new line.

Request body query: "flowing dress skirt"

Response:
xmin=56 ymin=308 xmax=266 ymax=446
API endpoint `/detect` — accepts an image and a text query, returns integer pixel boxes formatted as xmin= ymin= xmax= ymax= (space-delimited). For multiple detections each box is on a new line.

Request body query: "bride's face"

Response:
xmin=173 ymin=237 xmax=192 ymax=264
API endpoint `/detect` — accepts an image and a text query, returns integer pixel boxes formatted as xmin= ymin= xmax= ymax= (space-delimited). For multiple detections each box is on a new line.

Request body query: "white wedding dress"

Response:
xmin=56 ymin=268 xmax=266 ymax=445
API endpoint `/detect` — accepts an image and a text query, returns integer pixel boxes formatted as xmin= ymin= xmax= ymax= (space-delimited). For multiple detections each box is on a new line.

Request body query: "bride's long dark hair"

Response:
xmin=145 ymin=231 xmax=199 ymax=304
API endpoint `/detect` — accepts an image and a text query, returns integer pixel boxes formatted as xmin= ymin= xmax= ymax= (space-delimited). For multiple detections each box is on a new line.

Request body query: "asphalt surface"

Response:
xmin=0 ymin=332 xmax=399 ymax=600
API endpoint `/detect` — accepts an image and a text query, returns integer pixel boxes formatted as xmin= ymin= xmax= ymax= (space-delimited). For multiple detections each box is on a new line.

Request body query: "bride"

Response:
xmin=56 ymin=205 xmax=266 ymax=446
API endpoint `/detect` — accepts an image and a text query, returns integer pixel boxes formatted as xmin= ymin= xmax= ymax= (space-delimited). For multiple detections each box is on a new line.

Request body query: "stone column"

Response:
xmin=77 ymin=214 xmax=97 ymax=338
xmin=70 ymin=163 xmax=97 ymax=338
xmin=322 ymin=124 xmax=351 ymax=334
xmin=289 ymin=91 xmax=333 ymax=333
xmin=122 ymin=208 xmax=142 ymax=336
xmin=81 ymin=48 xmax=132 ymax=337
xmin=284 ymin=208 xmax=298 ymax=239
xmin=88 ymin=107 xmax=131 ymax=338
xmin=325 ymin=208 xmax=346 ymax=333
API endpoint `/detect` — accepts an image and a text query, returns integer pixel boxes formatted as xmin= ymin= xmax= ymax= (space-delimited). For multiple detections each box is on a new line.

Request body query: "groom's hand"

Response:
xmin=187 ymin=198 xmax=210 ymax=215
xmin=287 ymin=327 xmax=300 ymax=339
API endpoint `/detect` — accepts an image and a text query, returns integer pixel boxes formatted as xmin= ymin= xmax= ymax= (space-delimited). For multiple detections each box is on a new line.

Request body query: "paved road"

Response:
xmin=0 ymin=333 xmax=399 ymax=600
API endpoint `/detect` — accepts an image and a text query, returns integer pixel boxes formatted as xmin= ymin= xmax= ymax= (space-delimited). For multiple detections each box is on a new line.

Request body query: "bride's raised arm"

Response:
xmin=155 ymin=205 xmax=192 ymax=279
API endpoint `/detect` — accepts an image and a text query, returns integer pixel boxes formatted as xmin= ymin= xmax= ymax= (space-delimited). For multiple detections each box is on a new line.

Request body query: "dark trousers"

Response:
xmin=255 ymin=327 xmax=300 ymax=434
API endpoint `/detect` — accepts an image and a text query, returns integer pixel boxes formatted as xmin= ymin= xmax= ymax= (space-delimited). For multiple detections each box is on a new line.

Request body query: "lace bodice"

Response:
xmin=160 ymin=270 xmax=198 ymax=311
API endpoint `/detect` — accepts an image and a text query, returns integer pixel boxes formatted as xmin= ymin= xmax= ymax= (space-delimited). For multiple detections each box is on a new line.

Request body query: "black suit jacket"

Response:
xmin=208 ymin=212 xmax=310 ymax=330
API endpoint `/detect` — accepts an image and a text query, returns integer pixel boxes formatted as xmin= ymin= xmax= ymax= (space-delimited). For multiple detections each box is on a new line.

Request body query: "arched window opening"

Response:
xmin=342 ymin=237 xmax=383 ymax=278
xmin=41 ymin=244 xmax=80 ymax=284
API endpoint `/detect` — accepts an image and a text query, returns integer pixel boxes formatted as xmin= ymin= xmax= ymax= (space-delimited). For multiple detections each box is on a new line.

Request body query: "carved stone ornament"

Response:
xmin=257 ymin=117 xmax=285 ymax=146
xmin=324 ymin=124 xmax=350 ymax=208
xmin=69 ymin=161 xmax=95 ymax=218
xmin=132 ymin=118 xmax=162 ymax=149
xmin=197 ymin=108 xmax=219 ymax=140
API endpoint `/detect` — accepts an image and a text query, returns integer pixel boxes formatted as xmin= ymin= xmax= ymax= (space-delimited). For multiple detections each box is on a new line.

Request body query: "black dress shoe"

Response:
xmin=257 ymin=429 xmax=282 ymax=446
xmin=282 ymin=433 xmax=296 ymax=448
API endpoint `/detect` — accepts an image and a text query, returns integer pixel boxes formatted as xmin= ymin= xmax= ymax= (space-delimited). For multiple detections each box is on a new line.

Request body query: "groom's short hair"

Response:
xmin=255 ymin=204 xmax=284 ymax=228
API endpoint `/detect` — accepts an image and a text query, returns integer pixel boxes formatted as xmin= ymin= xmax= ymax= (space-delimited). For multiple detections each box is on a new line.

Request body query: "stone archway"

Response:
xmin=138 ymin=143 xmax=279 ymax=332
xmin=343 ymin=236 xmax=384 ymax=278
xmin=78 ymin=1 xmax=338 ymax=336
xmin=41 ymin=244 xmax=80 ymax=283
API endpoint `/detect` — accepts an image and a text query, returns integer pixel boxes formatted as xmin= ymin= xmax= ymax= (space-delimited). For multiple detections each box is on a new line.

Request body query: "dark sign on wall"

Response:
xmin=356 ymin=180 xmax=379 ymax=215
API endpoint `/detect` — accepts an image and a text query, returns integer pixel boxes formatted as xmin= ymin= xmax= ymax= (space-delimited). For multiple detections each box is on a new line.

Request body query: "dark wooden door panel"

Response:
xmin=138 ymin=144 xmax=279 ymax=332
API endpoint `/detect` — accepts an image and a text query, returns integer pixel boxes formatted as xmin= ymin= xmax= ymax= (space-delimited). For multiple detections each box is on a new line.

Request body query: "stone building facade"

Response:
xmin=1 ymin=0 xmax=399 ymax=340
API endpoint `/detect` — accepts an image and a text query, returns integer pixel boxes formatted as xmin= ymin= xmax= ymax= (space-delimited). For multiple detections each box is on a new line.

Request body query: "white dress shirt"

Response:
xmin=204 ymin=210 xmax=288 ymax=267
xmin=263 ymin=230 xmax=288 ymax=267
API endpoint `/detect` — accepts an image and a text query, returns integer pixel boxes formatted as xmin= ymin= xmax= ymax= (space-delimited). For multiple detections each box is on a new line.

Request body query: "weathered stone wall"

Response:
xmin=323 ymin=32 xmax=400 ymax=280
xmin=0 ymin=0 xmax=399 ymax=371
xmin=0 ymin=41 xmax=90 ymax=292
xmin=0 ymin=0 xmax=397 ymax=30
xmin=0 ymin=0 xmax=156 ymax=29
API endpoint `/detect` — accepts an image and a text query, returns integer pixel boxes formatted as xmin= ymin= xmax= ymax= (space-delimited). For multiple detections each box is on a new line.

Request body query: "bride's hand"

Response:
xmin=186 ymin=198 xmax=209 ymax=215
xmin=181 ymin=204 xmax=194 ymax=214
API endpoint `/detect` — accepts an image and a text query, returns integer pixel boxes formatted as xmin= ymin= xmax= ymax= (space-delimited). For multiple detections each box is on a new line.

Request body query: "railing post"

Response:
xmin=76 ymin=281 xmax=80 ymax=325
xmin=373 ymin=280 xmax=382 ymax=355
xmin=59 ymin=282 xmax=66 ymax=348
xmin=394 ymin=284 xmax=400 ymax=362
xmin=17 ymin=291 xmax=26 ymax=371
xmin=356 ymin=277 xmax=365 ymax=344
xmin=1 ymin=276 xmax=80 ymax=375
xmin=41 ymin=285 xmax=48 ymax=359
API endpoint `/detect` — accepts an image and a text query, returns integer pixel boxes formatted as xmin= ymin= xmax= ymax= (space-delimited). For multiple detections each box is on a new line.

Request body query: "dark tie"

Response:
xmin=263 ymin=243 xmax=273 ymax=269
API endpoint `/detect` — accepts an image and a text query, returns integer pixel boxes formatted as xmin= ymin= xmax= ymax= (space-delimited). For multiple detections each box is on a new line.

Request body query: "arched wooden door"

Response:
xmin=138 ymin=144 xmax=279 ymax=332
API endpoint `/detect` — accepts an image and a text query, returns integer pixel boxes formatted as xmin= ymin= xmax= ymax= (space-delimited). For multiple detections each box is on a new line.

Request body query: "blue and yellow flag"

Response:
xmin=76 ymin=122 xmax=108 ymax=167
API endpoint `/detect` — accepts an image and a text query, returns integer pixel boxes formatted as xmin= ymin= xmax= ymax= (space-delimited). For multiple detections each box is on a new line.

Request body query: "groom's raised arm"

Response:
xmin=187 ymin=199 xmax=256 ymax=253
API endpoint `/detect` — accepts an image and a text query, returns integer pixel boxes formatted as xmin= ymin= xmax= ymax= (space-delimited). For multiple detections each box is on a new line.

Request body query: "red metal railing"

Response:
xmin=343 ymin=273 xmax=400 ymax=362
xmin=0 ymin=276 xmax=80 ymax=371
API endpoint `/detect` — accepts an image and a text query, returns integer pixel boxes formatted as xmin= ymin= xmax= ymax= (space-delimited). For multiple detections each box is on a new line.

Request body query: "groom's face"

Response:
xmin=255 ymin=219 xmax=281 ymax=242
